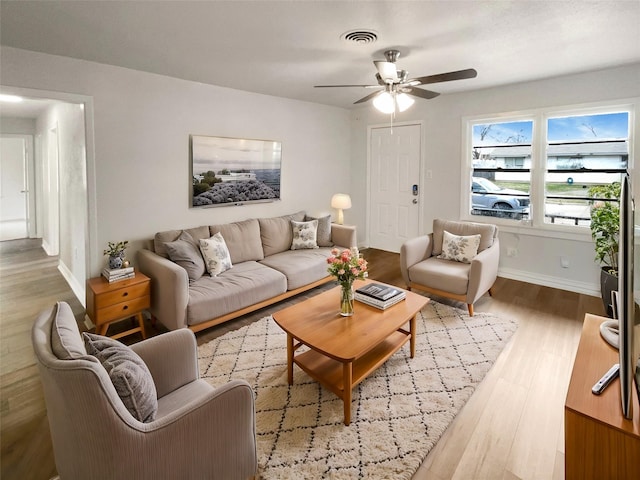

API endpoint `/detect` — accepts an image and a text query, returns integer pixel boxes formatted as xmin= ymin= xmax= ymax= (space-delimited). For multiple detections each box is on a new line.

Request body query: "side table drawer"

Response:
xmin=94 ymin=282 xmax=150 ymax=309
xmin=96 ymin=296 xmax=151 ymax=324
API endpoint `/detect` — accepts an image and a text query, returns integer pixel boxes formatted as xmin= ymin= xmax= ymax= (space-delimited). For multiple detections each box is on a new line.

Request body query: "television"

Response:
xmin=616 ymin=173 xmax=640 ymax=419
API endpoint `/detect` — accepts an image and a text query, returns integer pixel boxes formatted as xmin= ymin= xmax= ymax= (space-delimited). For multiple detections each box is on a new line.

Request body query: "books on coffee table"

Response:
xmin=355 ymin=283 xmax=405 ymax=310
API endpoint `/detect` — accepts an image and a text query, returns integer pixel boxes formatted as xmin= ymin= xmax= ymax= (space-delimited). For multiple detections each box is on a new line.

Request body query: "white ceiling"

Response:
xmin=1 ymin=0 xmax=639 ymax=111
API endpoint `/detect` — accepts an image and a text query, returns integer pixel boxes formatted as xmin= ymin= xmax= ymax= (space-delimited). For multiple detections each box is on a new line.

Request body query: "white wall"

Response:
xmin=0 ymin=117 xmax=35 ymax=134
xmin=351 ymin=63 xmax=640 ymax=296
xmin=35 ymin=102 xmax=87 ymax=299
xmin=1 ymin=46 xmax=352 ymax=278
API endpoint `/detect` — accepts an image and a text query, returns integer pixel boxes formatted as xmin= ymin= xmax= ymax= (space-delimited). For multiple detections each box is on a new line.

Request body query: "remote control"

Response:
xmin=592 ymin=363 xmax=619 ymax=395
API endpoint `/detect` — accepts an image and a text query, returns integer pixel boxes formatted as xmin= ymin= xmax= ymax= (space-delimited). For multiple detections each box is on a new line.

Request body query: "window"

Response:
xmin=464 ymin=104 xmax=632 ymax=230
xmin=544 ymin=112 xmax=628 ymax=227
xmin=470 ymin=119 xmax=533 ymax=221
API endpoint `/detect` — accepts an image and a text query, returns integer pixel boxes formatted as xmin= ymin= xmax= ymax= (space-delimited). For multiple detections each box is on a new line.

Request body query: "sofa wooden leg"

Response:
xmin=488 ymin=287 xmax=494 ymax=297
xmin=467 ymin=304 xmax=474 ymax=316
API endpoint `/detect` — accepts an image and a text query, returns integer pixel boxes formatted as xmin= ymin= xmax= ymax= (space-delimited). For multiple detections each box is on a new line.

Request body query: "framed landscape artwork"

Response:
xmin=190 ymin=135 xmax=282 ymax=208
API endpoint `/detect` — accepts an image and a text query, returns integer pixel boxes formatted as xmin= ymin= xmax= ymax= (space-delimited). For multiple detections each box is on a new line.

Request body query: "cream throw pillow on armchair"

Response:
xmin=437 ymin=230 xmax=481 ymax=264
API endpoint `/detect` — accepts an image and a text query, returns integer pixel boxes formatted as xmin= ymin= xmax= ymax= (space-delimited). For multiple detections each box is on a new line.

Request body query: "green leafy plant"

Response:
xmin=589 ymin=182 xmax=620 ymax=274
xmin=103 ymin=240 xmax=129 ymax=257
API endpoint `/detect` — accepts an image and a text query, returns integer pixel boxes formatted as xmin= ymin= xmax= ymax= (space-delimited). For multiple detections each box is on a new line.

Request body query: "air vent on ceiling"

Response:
xmin=341 ymin=29 xmax=378 ymax=44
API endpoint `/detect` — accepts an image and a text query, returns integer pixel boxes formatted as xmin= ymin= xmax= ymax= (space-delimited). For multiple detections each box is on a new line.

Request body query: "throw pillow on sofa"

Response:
xmin=83 ymin=332 xmax=158 ymax=423
xmin=305 ymin=214 xmax=333 ymax=247
xmin=164 ymin=231 xmax=206 ymax=281
xmin=199 ymin=232 xmax=233 ymax=276
xmin=291 ymin=219 xmax=319 ymax=250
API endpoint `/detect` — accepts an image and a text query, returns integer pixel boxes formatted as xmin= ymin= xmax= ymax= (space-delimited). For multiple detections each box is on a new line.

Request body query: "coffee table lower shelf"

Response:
xmin=293 ymin=329 xmax=410 ymax=425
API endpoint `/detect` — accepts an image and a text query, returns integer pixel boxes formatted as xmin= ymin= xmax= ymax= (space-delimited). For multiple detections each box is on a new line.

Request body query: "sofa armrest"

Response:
xmin=467 ymin=237 xmax=500 ymax=304
xmin=136 ymin=249 xmax=189 ymax=331
xmin=400 ymin=234 xmax=433 ymax=287
xmin=130 ymin=329 xmax=198 ymax=398
xmin=331 ymin=223 xmax=356 ymax=248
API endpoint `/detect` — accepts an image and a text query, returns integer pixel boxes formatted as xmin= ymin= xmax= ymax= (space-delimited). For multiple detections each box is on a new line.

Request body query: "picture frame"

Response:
xmin=190 ymin=135 xmax=282 ymax=208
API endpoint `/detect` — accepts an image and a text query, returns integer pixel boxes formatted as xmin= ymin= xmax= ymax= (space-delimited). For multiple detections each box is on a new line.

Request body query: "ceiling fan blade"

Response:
xmin=354 ymin=90 xmax=383 ymax=104
xmin=315 ymin=84 xmax=380 ymax=88
xmin=404 ymin=87 xmax=440 ymax=100
xmin=374 ymin=61 xmax=398 ymax=83
xmin=408 ymin=68 xmax=477 ymax=86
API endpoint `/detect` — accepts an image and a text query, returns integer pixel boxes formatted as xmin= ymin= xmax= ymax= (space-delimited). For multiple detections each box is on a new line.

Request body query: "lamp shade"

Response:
xmin=372 ymin=92 xmax=395 ymax=114
xmin=396 ymin=93 xmax=415 ymax=112
xmin=331 ymin=193 xmax=352 ymax=225
xmin=331 ymin=193 xmax=352 ymax=210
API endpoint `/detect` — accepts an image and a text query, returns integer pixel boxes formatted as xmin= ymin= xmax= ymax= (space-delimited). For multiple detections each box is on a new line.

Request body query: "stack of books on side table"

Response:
xmin=102 ymin=266 xmax=134 ymax=283
xmin=355 ymin=283 xmax=406 ymax=310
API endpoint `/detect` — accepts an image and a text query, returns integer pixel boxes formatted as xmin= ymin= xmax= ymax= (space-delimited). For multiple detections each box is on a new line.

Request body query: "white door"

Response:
xmin=0 ymin=136 xmax=28 ymax=240
xmin=368 ymin=124 xmax=422 ymax=252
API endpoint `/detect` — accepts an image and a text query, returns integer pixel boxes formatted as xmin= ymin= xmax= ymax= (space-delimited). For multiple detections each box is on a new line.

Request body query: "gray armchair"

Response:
xmin=32 ymin=301 xmax=257 ymax=479
xmin=400 ymin=219 xmax=499 ymax=316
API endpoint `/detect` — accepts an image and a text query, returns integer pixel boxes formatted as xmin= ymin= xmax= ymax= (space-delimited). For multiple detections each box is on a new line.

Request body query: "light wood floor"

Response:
xmin=0 ymin=239 xmax=604 ymax=479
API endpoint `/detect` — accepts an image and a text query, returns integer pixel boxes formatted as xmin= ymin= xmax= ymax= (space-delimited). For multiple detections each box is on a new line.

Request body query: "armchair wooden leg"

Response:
xmin=467 ymin=304 xmax=474 ymax=316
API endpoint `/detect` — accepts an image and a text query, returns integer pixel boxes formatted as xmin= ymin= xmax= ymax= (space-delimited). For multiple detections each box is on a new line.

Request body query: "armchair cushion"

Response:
xmin=438 ymin=230 xmax=481 ymax=263
xmin=51 ymin=302 xmax=87 ymax=360
xmin=83 ymin=332 xmax=158 ymax=422
xmin=432 ymin=219 xmax=496 ymax=256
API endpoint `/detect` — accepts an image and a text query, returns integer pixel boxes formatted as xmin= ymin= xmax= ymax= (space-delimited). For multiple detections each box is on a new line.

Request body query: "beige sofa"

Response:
xmin=137 ymin=211 xmax=356 ymax=332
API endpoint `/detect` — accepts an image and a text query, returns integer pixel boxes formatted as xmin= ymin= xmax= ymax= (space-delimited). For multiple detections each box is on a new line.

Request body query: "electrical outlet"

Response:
xmin=507 ymin=247 xmax=518 ymax=257
xmin=561 ymin=256 xmax=570 ymax=268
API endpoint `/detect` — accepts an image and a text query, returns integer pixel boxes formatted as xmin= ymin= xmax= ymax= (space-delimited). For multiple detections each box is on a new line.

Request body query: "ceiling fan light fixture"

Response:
xmin=373 ymin=91 xmax=395 ymax=114
xmin=396 ymin=93 xmax=414 ymax=112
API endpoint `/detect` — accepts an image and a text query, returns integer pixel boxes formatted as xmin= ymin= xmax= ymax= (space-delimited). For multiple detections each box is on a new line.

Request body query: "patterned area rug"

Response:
xmin=198 ymin=300 xmax=518 ymax=479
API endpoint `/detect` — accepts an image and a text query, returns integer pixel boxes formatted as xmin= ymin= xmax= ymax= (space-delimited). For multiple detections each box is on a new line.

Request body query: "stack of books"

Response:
xmin=355 ymin=283 xmax=406 ymax=310
xmin=102 ymin=266 xmax=135 ymax=283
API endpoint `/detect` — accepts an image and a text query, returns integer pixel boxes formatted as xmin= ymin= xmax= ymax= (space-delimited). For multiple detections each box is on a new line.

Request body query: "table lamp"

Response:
xmin=331 ymin=193 xmax=352 ymax=225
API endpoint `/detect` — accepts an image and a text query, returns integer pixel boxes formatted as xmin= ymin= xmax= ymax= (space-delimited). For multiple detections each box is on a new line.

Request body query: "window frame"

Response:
xmin=461 ymin=100 xmax=636 ymax=239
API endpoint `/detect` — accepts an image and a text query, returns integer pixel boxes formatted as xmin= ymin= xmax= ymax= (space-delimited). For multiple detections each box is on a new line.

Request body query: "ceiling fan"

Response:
xmin=315 ymin=50 xmax=477 ymax=113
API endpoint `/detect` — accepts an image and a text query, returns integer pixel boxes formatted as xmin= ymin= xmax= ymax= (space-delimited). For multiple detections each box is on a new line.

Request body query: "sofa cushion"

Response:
xmin=210 ymin=218 xmax=264 ymax=263
xmin=432 ymin=219 xmax=496 ymax=256
xmin=51 ymin=301 xmax=86 ymax=360
xmin=259 ymin=247 xmax=332 ymax=290
xmin=187 ymin=261 xmax=287 ymax=325
xmin=438 ymin=230 xmax=481 ymax=264
xmin=199 ymin=232 xmax=233 ymax=276
xmin=164 ymin=231 xmax=206 ymax=281
xmin=154 ymin=226 xmax=210 ymax=258
xmin=83 ymin=333 xmax=158 ymax=423
xmin=291 ymin=219 xmax=319 ymax=250
xmin=258 ymin=211 xmax=306 ymax=257
xmin=305 ymin=214 xmax=333 ymax=247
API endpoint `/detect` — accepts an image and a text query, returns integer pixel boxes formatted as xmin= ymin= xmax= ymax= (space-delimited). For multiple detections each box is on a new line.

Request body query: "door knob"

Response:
xmin=412 ymin=199 xmax=418 ymax=204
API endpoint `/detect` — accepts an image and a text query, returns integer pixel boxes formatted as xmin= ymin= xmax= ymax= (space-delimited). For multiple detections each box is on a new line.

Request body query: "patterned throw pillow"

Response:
xmin=83 ymin=332 xmax=158 ymax=423
xmin=290 ymin=220 xmax=319 ymax=250
xmin=437 ymin=230 xmax=481 ymax=263
xmin=199 ymin=232 xmax=233 ymax=276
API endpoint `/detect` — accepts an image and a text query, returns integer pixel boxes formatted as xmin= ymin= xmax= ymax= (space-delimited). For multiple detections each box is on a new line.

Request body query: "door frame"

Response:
xmin=366 ymin=120 xmax=425 ymax=251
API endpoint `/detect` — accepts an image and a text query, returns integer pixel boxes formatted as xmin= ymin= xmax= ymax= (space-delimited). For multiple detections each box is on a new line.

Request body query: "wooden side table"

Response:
xmin=86 ymin=272 xmax=150 ymax=340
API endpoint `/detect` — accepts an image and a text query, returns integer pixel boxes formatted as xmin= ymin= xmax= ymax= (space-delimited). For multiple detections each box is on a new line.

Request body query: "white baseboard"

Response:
xmin=58 ymin=261 xmax=86 ymax=307
xmin=498 ymin=267 xmax=600 ymax=298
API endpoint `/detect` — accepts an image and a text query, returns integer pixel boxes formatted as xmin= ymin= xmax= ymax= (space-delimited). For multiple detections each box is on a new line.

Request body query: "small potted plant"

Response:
xmin=589 ymin=182 xmax=620 ymax=317
xmin=104 ymin=240 xmax=129 ymax=269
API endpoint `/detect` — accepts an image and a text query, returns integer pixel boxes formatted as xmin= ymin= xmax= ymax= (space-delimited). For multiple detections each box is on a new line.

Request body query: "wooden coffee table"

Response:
xmin=272 ymin=279 xmax=429 ymax=425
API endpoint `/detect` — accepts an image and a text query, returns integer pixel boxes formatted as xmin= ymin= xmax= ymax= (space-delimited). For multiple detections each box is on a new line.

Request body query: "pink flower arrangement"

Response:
xmin=326 ymin=247 xmax=368 ymax=287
